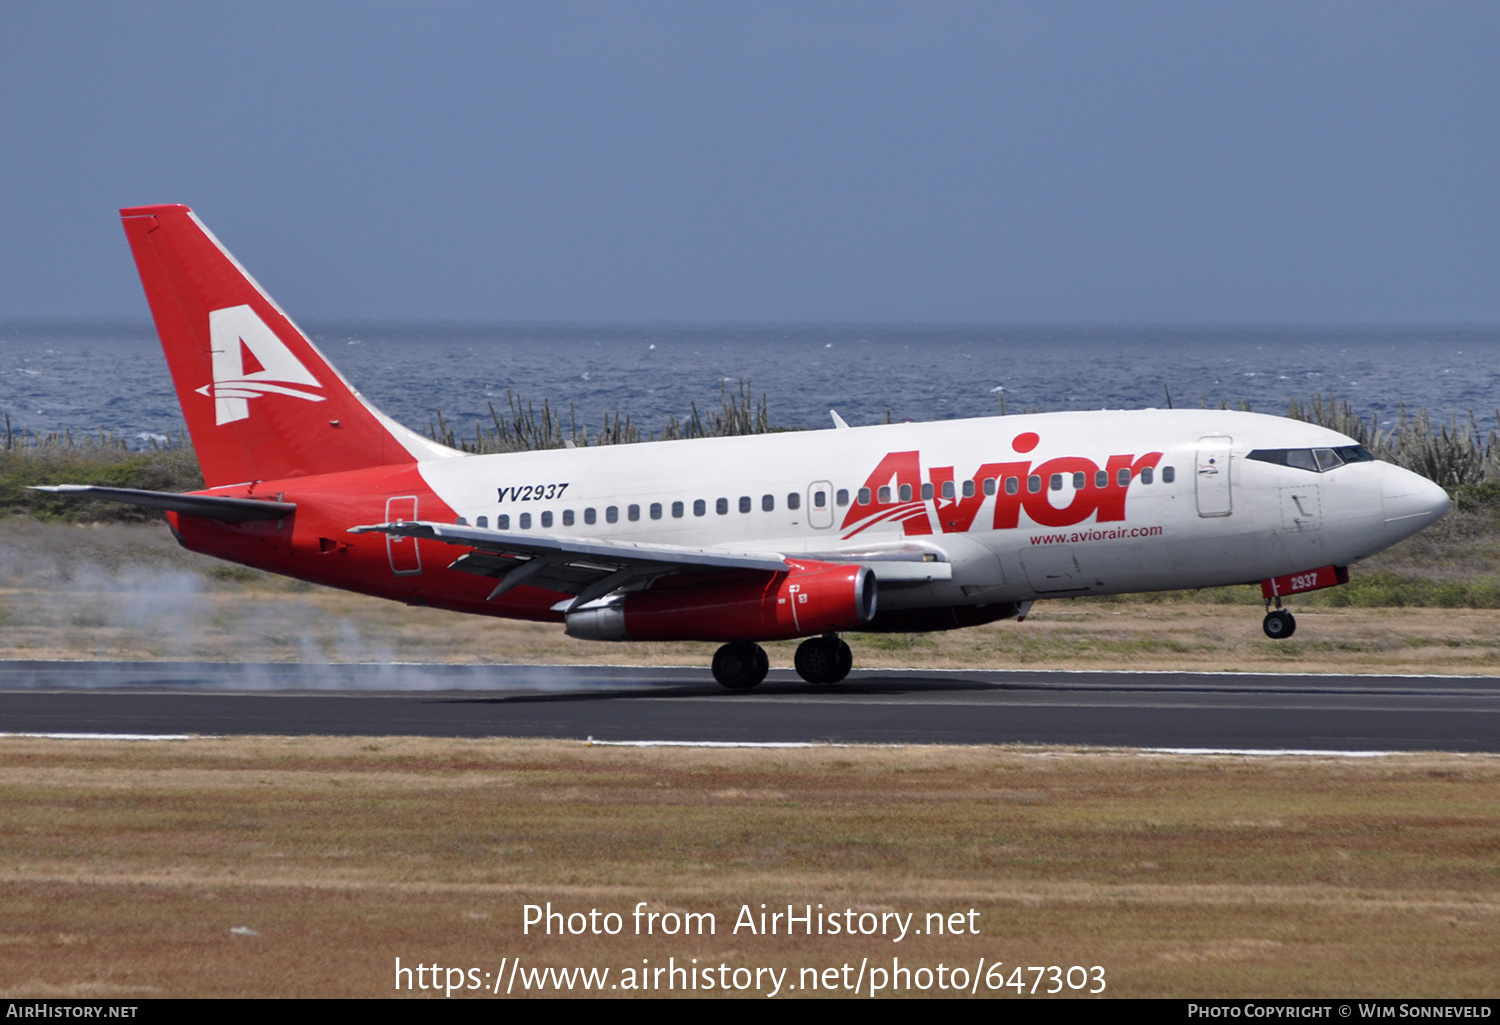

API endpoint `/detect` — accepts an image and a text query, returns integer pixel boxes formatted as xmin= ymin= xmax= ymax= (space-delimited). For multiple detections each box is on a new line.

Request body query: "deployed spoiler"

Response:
xmin=29 ymin=485 xmax=295 ymax=523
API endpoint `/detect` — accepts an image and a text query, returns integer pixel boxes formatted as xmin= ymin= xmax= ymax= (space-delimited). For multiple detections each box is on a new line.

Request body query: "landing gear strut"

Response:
xmin=712 ymin=642 xmax=769 ymax=689
xmin=1263 ymin=603 xmax=1297 ymax=640
xmin=794 ymin=633 xmax=853 ymax=684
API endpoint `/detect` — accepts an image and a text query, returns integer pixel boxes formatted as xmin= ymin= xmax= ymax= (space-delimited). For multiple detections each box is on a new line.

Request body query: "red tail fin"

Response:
xmin=120 ymin=204 xmax=457 ymax=487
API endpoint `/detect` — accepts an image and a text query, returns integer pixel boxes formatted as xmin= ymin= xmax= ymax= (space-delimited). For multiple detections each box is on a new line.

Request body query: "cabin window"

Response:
xmin=455 ymin=516 xmax=468 ymax=526
xmin=519 ymin=512 xmax=531 ymax=529
xmin=1117 ymin=467 xmax=1131 ymax=486
xmin=605 ymin=506 xmax=618 ymax=523
xmin=1028 ymin=475 xmax=1042 ymax=493
xmin=476 ymin=515 xmax=488 ymax=528
xmin=650 ymin=502 xmax=663 ymax=520
xmin=628 ymin=504 xmax=640 ymax=521
xmin=858 ymin=487 xmax=871 ymax=505
xmin=920 ymin=483 xmax=933 ymax=501
xmin=497 ymin=514 xmax=509 ymax=529
xmin=1074 ymin=472 xmax=1087 ymax=490
xmin=585 ymin=507 xmax=597 ymax=524
xmin=694 ymin=499 xmax=706 ymax=516
xmin=899 ymin=484 xmax=912 ymax=502
xmin=1140 ymin=467 xmax=1153 ymax=484
xmin=787 ymin=492 xmax=801 ymax=510
xmin=562 ymin=509 xmax=574 ymax=526
xmin=762 ymin=494 xmax=775 ymax=512
xmin=836 ymin=489 xmax=849 ymax=506
xmin=1049 ymin=474 xmax=1063 ymax=491
xmin=961 ymin=480 xmax=973 ymax=498
xmin=1004 ymin=477 xmax=1017 ymax=495
xmin=541 ymin=511 xmax=553 ymax=528
xmin=877 ymin=486 xmax=891 ymax=503
xmin=717 ymin=497 xmax=728 ymax=515
xmin=1162 ymin=467 xmax=1176 ymax=484
xmin=812 ymin=490 xmax=826 ymax=509
xmin=671 ymin=501 xmax=684 ymax=518
xmin=984 ymin=477 xmax=997 ymax=496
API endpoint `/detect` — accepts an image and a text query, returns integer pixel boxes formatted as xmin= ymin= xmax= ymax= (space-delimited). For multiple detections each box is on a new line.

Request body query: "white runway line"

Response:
xmin=0 ymin=732 xmax=207 ymax=741
xmin=1141 ymin=747 xmax=1417 ymax=758
xmin=585 ymin=737 xmax=828 ymax=748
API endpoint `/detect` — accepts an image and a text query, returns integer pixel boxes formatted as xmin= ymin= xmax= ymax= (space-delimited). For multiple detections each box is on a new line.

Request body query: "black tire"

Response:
xmin=794 ymin=636 xmax=840 ymax=683
xmin=827 ymin=640 xmax=853 ymax=684
xmin=1263 ymin=610 xmax=1297 ymax=640
xmin=713 ymin=642 xmax=768 ymax=690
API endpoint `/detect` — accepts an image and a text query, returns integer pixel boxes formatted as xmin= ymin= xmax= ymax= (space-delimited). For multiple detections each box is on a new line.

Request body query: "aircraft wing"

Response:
xmin=349 ymin=519 xmax=790 ymax=608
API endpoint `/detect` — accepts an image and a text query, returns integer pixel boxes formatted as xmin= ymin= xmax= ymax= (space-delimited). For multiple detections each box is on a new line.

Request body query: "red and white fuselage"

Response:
xmin=66 ymin=205 xmax=1448 ymax=659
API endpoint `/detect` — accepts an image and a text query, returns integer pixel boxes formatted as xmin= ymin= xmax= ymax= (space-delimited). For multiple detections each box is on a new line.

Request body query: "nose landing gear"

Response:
xmin=794 ymin=633 xmax=853 ymax=684
xmin=1262 ymin=602 xmax=1297 ymax=639
xmin=711 ymin=642 xmax=769 ymax=689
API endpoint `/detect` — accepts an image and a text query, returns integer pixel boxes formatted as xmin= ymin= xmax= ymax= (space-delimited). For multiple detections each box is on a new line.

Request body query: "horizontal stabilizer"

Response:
xmin=30 ymin=485 xmax=295 ymax=522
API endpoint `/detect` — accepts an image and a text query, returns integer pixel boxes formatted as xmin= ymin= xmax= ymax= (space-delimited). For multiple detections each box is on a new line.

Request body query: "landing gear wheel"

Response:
xmin=795 ymin=635 xmax=844 ymax=684
xmin=829 ymin=640 xmax=853 ymax=684
xmin=1263 ymin=609 xmax=1297 ymax=640
xmin=713 ymin=642 xmax=769 ymax=690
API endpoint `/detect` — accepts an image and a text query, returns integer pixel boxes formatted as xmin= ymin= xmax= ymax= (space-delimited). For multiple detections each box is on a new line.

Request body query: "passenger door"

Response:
xmin=385 ymin=495 xmax=422 ymax=575
xmin=1195 ymin=436 xmax=1233 ymax=517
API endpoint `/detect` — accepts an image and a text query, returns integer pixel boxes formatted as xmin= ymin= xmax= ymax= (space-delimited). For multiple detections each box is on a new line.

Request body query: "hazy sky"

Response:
xmin=2 ymin=2 xmax=1498 ymax=322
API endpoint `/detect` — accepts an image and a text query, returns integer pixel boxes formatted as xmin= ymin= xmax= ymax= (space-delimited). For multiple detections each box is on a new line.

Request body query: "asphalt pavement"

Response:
xmin=2 ymin=660 xmax=1497 ymax=751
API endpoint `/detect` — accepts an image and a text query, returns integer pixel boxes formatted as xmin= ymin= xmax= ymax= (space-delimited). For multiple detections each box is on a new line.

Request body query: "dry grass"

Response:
xmin=6 ymin=519 xmax=1500 ymax=673
xmin=0 ymin=737 xmax=1496 ymax=997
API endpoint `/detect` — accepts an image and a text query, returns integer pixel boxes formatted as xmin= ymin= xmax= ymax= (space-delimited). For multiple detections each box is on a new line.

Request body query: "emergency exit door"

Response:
xmin=808 ymin=480 xmax=834 ymax=528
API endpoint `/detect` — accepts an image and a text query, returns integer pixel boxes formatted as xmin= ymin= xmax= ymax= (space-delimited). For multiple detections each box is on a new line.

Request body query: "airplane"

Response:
xmin=36 ymin=204 xmax=1451 ymax=689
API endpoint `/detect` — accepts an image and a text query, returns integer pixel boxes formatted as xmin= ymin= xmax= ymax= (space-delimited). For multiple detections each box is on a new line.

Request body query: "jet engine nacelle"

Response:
xmin=565 ymin=559 xmax=877 ymax=642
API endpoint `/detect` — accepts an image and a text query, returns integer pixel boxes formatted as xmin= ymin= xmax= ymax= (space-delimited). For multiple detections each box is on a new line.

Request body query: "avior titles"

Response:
xmin=841 ymin=432 xmax=1165 ymax=538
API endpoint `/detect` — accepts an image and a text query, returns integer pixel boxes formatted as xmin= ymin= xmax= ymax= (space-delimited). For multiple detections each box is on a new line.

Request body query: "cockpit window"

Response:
xmin=1286 ymin=449 xmax=1319 ymax=472
xmin=1248 ymin=445 xmax=1375 ymax=473
xmin=1312 ymin=448 xmax=1342 ymax=471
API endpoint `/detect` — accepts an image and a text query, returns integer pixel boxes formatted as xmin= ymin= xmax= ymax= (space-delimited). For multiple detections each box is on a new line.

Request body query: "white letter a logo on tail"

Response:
xmin=200 ymin=304 xmax=324 ymax=424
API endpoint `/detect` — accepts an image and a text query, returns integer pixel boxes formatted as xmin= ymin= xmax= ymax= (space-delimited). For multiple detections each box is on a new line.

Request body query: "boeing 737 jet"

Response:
xmin=38 ymin=205 xmax=1451 ymax=688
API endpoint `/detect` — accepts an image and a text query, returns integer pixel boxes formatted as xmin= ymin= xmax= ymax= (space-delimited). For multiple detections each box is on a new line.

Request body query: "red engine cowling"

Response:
xmin=565 ymin=559 xmax=877 ymax=642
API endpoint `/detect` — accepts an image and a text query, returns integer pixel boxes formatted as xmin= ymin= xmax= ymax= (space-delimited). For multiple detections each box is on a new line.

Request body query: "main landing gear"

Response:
xmin=794 ymin=633 xmax=853 ymax=685
xmin=711 ymin=642 xmax=769 ymax=690
xmin=1263 ymin=601 xmax=1297 ymax=640
xmin=710 ymin=634 xmax=854 ymax=690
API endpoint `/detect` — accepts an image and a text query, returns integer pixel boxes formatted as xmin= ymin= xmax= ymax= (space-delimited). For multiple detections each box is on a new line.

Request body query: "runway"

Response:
xmin=3 ymin=660 xmax=1499 ymax=751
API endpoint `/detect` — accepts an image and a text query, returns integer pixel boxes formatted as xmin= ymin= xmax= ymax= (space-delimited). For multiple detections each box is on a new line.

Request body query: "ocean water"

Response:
xmin=3 ymin=322 xmax=1499 ymax=447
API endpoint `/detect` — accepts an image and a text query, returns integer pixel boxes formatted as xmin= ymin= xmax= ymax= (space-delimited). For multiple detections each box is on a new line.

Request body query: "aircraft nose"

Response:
xmin=1381 ymin=464 xmax=1449 ymax=543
